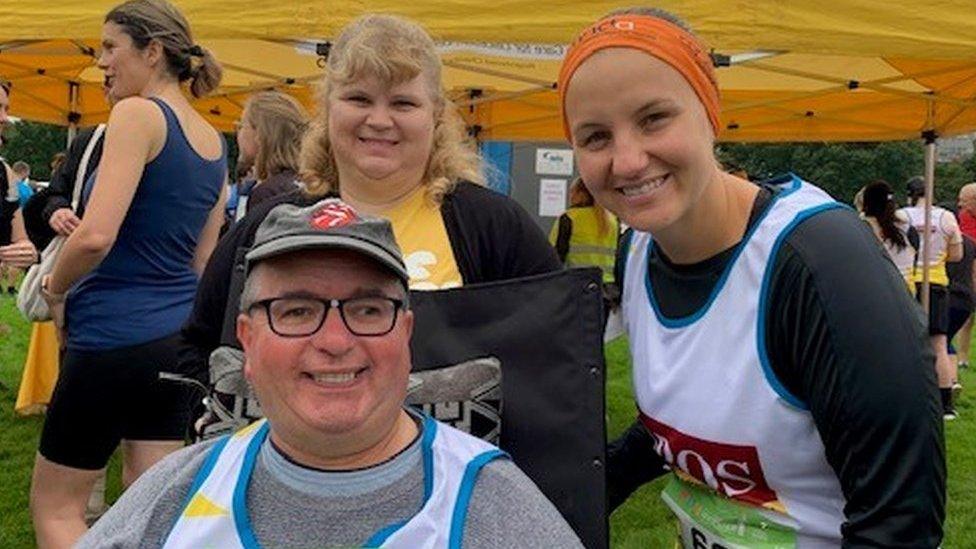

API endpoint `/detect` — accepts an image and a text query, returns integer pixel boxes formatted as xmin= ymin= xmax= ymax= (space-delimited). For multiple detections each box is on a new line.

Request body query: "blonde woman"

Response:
xmin=32 ymin=0 xmax=227 ymax=545
xmin=179 ymin=14 xmax=559 ymax=381
xmin=233 ymin=90 xmax=307 ymax=217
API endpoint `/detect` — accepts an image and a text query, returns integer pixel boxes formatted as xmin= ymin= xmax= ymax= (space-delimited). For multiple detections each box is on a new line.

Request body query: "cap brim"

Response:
xmin=245 ymin=233 xmax=409 ymax=284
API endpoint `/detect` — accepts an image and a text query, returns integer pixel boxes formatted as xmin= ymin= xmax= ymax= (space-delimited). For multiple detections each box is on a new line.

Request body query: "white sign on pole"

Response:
xmin=535 ymin=148 xmax=574 ymax=176
xmin=539 ymin=178 xmax=568 ymax=217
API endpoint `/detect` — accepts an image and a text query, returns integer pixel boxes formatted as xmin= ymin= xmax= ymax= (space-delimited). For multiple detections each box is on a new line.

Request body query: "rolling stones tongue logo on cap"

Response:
xmin=310 ymin=200 xmax=358 ymax=230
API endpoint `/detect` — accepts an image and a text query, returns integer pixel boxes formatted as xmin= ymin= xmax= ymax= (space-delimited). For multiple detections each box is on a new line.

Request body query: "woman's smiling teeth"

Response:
xmin=619 ymin=174 xmax=669 ymax=197
xmin=359 ymin=137 xmax=397 ymax=146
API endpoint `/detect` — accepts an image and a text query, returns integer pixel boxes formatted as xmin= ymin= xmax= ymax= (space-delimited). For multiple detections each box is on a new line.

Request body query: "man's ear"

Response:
xmin=237 ymin=313 xmax=254 ymax=379
xmin=401 ymin=309 xmax=414 ymax=341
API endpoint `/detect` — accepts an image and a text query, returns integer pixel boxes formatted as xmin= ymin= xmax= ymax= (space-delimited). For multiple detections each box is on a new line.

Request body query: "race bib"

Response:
xmin=662 ymin=475 xmax=797 ymax=549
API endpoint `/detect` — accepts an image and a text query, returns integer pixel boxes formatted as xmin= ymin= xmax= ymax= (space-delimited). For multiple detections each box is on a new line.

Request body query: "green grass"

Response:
xmin=0 ymin=299 xmax=973 ymax=546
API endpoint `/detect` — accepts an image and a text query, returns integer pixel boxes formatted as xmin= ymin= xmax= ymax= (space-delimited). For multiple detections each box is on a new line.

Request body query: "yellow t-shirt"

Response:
xmin=383 ymin=187 xmax=462 ymax=290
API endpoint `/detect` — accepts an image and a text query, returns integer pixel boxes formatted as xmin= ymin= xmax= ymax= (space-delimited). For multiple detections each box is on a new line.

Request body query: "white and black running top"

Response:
xmin=608 ymin=175 xmax=945 ymax=547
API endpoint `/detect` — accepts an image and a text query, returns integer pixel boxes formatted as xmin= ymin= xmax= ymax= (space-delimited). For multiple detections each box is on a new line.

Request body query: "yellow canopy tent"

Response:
xmin=3 ymin=0 xmax=976 ymax=142
xmin=3 ymin=0 xmax=975 ymax=303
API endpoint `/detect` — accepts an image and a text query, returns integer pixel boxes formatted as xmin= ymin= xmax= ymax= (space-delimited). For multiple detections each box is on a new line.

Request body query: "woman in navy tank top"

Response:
xmin=32 ymin=1 xmax=227 ymax=545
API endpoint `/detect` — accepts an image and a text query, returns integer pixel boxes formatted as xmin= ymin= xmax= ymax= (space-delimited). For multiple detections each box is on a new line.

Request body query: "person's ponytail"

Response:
xmin=189 ymin=47 xmax=222 ymax=98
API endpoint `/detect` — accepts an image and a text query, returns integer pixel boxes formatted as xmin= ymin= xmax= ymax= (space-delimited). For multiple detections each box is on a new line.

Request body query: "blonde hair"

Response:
xmin=299 ymin=14 xmax=483 ymax=203
xmin=243 ymin=91 xmax=308 ymax=181
xmin=105 ymin=0 xmax=222 ymax=98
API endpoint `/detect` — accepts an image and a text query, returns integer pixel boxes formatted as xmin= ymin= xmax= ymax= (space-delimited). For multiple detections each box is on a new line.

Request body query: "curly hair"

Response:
xmin=299 ymin=14 xmax=483 ymax=203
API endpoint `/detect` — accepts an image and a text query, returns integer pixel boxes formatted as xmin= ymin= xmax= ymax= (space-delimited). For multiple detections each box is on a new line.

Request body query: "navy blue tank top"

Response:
xmin=67 ymin=98 xmax=225 ymax=351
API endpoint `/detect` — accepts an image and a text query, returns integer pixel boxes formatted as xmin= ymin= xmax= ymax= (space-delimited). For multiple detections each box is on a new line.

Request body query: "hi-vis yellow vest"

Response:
xmin=555 ymin=207 xmax=618 ymax=283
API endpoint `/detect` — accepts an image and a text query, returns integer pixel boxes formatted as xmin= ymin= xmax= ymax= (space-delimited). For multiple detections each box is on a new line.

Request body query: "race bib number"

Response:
xmin=662 ymin=475 xmax=797 ymax=549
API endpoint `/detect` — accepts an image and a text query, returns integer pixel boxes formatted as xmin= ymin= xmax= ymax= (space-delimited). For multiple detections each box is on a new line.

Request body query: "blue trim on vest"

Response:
xmin=166 ymin=434 xmax=232 ymax=540
xmin=232 ymin=422 xmax=270 ymax=549
xmin=364 ymin=521 xmax=407 ymax=548
xmin=362 ymin=414 xmax=439 ymax=547
xmin=421 ymin=415 xmax=437 ymax=500
xmin=447 ymin=449 xmax=507 ymax=549
xmin=644 ymin=174 xmax=803 ymax=328
xmin=756 ymin=201 xmax=848 ymax=410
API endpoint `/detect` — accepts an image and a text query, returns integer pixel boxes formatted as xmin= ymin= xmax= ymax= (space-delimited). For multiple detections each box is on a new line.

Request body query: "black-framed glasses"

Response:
xmin=249 ymin=296 xmax=405 ymax=337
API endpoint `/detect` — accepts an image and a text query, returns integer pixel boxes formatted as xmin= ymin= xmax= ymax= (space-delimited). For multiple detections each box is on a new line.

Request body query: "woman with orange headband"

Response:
xmin=560 ymin=7 xmax=944 ymax=547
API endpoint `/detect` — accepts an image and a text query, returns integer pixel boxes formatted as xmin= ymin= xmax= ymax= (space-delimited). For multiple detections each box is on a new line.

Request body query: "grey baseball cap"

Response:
xmin=245 ymin=198 xmax=408 ymax=286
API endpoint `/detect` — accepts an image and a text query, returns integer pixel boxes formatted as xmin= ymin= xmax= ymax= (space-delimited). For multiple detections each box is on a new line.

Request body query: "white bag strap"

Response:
xmin=72 ymin=123 xmax=106 ymax=210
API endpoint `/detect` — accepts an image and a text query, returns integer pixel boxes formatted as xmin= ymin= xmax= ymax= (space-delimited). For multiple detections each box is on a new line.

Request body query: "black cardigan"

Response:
xmin=22 ymin=126 xmax=104 ymax=249
xmin=176 ymin=181 xmax=561 ymax=381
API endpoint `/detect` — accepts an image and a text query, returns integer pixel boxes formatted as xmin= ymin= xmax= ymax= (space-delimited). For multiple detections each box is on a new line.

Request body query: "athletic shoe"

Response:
xmin=960 ymin=361 xmax=970 ymax=370
xmin=952 ymin=381 xmax=964 ymax=396
xmin=944 ymin=407 xmax=959 ymax=421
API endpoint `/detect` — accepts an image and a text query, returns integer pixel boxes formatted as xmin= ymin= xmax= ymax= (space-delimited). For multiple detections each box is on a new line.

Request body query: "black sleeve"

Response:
xmin=606 ymin=420 xmax=668 ymax=512
xmin=176 ymin=190 xmax=313 ymax=381
xmin=441 ymin=182 xmax=562 ymax=284
xmin=246 ymin=172 xmax=297 ymax=211
xmin=614 ymin=228 xmax=634 ymax=290
xmin=554 ymin=214 xmax=572 ymax=264
xmin=41 ymin=127 xmax=98 ymax=222
xmin=22 ymin=189 xmax=55 ymax=248
xmin=766 ymin=208 xmax=945 ymax=548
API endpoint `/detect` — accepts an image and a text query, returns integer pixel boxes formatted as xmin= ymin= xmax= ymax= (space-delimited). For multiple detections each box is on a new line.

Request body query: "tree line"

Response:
xmin=2 ymin=120 xmax=975 ymax=209
xmin=718 ymin=141 xmax=976 ymax=208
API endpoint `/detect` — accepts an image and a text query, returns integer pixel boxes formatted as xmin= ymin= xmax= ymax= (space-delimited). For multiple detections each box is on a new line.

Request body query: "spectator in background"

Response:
xmin=955 ymin=181 xmax=976 ymax=369
xmin=861 ymin=180 xmax=917 ymax=292
xmin=958 ymin=182 xmax=976 ymax=240
xmin=0 ymin=81 xmax=40 ymax=284
xmin=49 ymin=152 xmax=67 ymax=178
xmin=902 ymin=175 xmax=963 ymax=419
xmin=549 ymin=177 xmax=620 ymax=316
xmin=0 ymin=81 xmax=29 ymax=295
xmin=231 ymin=91 xmax=307 ymax=221
xmin=12 ymin=161 xmax=35 ymax=208
xmin=945 ymin=207 xmax=974 ymax=405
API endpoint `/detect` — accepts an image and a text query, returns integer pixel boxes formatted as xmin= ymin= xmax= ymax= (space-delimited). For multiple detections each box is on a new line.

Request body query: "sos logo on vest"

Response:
xmin=641 ymin=414 xmax=783 ymax=509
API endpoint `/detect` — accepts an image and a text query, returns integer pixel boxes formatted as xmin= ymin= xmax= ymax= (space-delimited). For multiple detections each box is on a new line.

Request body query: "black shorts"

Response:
xmin=39 ymin=334 xmax=193 ymax=470
xmin=916 ymin=284 xmax=949 ymax=335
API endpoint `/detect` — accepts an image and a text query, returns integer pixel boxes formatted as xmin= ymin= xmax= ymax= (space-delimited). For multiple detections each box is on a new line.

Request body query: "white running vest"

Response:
xmin=163 ymin=415 xmax=506 ymax=549
xmin=623 ymin=177 xmax=847 ymax=548
xmin=901 ymin=204 xmax=951 ymax=286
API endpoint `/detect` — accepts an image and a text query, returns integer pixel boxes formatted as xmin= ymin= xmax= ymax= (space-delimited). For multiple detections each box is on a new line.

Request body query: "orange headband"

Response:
xmin=557 ymin=15 xmax=721 ymax=141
